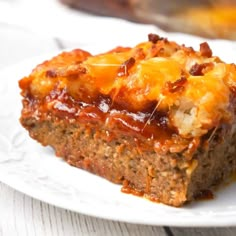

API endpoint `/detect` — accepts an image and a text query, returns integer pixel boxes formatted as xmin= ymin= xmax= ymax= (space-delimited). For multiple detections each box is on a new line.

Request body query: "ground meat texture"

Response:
xmin=20 ymin=99 xmax=236 ymax=207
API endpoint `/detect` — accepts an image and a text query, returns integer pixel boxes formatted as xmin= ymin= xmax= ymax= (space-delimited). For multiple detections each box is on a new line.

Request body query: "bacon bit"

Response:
xmin=117 ymin=57 xmax=135 ymax=77
xmin=164 ymin=76 xmax=187 ymax=93
xmin=133 ymin=48 xmax=146 ymax=60
xmin=148 ymin=33 xmax=164 ymax=43
xmin=200 ymin=42 xmax=212 ymax=57
xmin=46 ymin=70 xmax=57 ymax=78
xmin=189 ymin=62 xmax=213 ymax=76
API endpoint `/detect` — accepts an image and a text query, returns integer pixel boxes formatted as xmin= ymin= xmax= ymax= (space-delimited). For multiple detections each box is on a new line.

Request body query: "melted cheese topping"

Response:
xmin=19 ymin=35 xmax=236 ymax=138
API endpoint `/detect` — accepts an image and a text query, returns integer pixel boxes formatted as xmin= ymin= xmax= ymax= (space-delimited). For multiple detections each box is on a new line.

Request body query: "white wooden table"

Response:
xmin=1 ymin=1 xmax=236 ymax=235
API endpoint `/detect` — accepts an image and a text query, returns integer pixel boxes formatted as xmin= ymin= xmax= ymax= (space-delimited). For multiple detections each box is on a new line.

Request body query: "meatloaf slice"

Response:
xmin=19 ymin=34 xmax=236 ymax=207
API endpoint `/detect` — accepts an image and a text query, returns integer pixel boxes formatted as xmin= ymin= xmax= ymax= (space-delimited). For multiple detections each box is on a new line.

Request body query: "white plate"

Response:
xmin=1 ymin=43 xmax=236 ymax=227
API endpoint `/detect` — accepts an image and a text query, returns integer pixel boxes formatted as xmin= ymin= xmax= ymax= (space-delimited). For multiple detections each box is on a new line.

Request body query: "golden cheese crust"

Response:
xmin=19 ymin=34 xmax=236 ymax=139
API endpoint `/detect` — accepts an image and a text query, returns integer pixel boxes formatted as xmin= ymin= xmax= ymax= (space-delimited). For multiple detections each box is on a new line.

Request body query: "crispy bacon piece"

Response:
xmin=164 ymin=76 xmax=187 ymax=93
xmin=117 ymin=57 xmax=135 ymax=77
xmin=189 ymin=63 xmax=213 ymax=76
xmin=200 ymin=42 xmax=212 ymax=57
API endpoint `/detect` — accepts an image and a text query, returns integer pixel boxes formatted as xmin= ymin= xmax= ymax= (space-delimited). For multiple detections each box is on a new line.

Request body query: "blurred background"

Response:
xmin=0 ymin=0 xmax=236 ymax=70
xmin=1 ymin=0 xmax=236 ymax=68
xmin=60 ymin=0 xmax=236 ymax=40
xmin=0 ymin=0 xmax=156 ymax=68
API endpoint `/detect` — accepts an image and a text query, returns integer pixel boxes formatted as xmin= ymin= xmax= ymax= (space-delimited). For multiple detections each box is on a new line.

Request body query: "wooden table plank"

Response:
xmin=171 ymin=227 xmax=236 ymax=236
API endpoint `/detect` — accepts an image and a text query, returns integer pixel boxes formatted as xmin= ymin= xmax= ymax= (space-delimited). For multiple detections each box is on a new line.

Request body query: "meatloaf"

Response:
xmin=19 ymin=34 xmax=236 ymax=207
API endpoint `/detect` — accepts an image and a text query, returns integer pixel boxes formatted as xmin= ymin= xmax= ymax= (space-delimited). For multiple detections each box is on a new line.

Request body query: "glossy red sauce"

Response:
xmin=44 ymin=90 xmax=176 ymax=141
xmin=121 ymin=180 xmax=144 ymax=197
